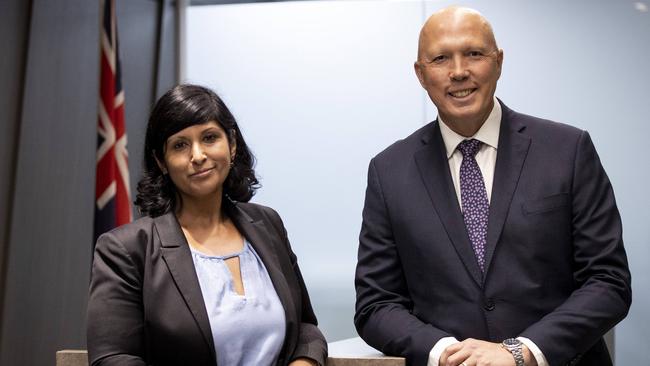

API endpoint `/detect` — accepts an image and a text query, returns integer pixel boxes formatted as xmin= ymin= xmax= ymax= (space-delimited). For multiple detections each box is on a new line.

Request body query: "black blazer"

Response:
xmin=88 ymin=200 xmax=327 ymax=366
xmin=354 ymin=101 xmax=631 ymax=366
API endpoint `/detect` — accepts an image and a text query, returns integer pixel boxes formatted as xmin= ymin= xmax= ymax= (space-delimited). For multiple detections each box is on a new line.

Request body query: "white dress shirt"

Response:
xmin=427 ymin=98 xmax=548 ymax=366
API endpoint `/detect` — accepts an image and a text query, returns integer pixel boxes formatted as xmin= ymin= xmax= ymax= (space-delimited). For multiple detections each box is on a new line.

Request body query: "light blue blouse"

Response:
xmin=190 ymin=240 xmax=286 ymax=366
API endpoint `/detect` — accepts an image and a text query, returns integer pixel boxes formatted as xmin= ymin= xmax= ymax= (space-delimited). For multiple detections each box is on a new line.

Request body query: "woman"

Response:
xmin=87 ymin=84 xmax=327 ymax=366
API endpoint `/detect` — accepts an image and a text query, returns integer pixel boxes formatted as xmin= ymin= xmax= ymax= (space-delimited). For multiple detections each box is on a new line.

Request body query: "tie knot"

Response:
xmin=457 ymin=139 xmax=482 ymax=158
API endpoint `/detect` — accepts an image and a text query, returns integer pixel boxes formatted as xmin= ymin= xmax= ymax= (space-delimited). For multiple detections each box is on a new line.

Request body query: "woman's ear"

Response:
xmin=154 ymin=152 xmax=167 ymax=174
xmin=229 ymin=131 xmax=237 ymax=162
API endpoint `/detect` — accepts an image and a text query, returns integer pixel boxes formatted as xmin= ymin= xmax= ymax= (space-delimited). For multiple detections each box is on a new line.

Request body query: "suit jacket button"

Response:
xmin=484 ymin=298 xmax=495 ymax=311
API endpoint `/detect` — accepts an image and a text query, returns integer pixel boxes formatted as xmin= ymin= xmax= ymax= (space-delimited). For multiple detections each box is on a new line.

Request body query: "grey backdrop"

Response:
xmin=0 ymin=0 xmax=178 ymax=365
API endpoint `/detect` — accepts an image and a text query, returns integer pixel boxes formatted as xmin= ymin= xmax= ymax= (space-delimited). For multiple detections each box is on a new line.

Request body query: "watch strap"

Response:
xmin=502 ymin=338 xmax=525 ymax=366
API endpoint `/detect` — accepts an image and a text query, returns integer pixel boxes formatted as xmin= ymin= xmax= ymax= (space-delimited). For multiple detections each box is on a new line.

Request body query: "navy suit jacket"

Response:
xmin=88 ymin=201 xmax=327 ymax=366
xmin=354 ymin=101 xmax=631 ymax=366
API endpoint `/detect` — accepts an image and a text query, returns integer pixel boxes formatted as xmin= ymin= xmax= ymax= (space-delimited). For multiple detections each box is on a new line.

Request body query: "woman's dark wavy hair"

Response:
xmin=135 ymin=84 xmax=259 ymax=217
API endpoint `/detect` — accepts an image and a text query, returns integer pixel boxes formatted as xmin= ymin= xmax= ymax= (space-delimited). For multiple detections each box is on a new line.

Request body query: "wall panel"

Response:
xmin=0 ymin=0 xmax=178 ymax=364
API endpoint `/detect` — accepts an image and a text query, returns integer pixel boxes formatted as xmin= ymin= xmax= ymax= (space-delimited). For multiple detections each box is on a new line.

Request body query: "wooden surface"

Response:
xmin=56 ymin=350 xmax=87 ymax=366
xmin=56 ymin=337 xmax=405 ymax=366
xmin=326 ymin=337 xmax=405 ymax=366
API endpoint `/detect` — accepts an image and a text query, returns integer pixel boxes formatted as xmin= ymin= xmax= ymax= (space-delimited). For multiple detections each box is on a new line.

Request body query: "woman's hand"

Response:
xmin=288 ymin=357 xmax=318 ymax=366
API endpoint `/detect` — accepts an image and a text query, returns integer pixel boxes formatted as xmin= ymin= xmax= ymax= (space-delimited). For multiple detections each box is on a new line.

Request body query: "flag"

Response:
xmin=95 ymin=0 xmax=132 ymax=244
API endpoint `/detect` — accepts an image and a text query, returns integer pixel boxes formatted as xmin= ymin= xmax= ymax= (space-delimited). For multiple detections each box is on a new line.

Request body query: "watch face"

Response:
xmin=503 ymin=338 xmax=519 ymax=346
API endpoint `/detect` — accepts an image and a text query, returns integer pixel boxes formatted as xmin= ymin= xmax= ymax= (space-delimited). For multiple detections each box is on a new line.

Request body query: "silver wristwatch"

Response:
xmin=502 ymin=338 xmax=525 ymax=366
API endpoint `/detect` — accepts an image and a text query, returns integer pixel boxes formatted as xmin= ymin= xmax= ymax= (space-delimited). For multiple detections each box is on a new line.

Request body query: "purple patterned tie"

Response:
xmin=458 ymin=139 xmax=489 ymax=272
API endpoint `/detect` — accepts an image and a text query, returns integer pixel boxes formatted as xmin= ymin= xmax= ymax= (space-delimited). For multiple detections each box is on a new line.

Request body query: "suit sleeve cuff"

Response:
xmin=518 ymin=337 xmax=549 ymax=366
xmin=428 ymin=337 xmax=459 ymax=366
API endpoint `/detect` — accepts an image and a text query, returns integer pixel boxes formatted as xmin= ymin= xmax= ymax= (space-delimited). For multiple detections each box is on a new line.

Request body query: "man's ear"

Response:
xmin=414 ymin=61 xmax=425 ymax=87
xmin=496 ymin=48 xmax=504 ymax=75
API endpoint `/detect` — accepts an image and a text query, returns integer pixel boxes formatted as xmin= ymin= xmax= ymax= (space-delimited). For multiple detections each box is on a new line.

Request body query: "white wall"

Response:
xmin=187 ymin=0 xmax=426 ymax=342
xmin=186 ymin=1 xmax=650 ymax=364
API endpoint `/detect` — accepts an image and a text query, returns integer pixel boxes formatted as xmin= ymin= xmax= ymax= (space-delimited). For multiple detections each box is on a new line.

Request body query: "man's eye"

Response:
xmin=431 ymin=55 xmax=447 ymax=64
xmin=468 ymin=50 xmax=483 ymax=58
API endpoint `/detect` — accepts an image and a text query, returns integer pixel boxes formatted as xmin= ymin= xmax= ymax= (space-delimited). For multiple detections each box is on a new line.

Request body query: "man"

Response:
xmin=354 ymin=6 xmax=631 ymax=366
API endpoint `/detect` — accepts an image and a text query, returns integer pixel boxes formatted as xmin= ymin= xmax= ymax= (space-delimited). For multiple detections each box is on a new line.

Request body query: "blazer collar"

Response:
xmin=153 ymin=211 xmax=217 ymax=360
xmin=225 ymin=201 xmax=297 ymax=364
xmin=415 ymin=100 xmax=530 ymax=284
xmin=483 ymin=101 xmax=530 ymax=274
xmin=416 ymin=122 xmax=485 ymax=286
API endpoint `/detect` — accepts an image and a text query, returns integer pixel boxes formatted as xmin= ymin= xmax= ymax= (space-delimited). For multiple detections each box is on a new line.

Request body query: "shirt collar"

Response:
xmin=438 ymin=96 xmax=502 ymax=158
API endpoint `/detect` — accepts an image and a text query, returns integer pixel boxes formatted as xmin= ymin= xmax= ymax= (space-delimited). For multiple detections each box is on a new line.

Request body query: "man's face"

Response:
xmin=415 ymin=12 xmax=503 ymax=133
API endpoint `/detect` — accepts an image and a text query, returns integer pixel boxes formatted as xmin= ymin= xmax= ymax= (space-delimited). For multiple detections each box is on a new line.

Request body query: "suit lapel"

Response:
xmin=154 ymin=212 xmax=216 ymax=360
xmin=483 ymin=103 xmax=531 ymax=273
xmin=226 ymin=202 xmax=297 ymax=363
xmin=415 ymin=122 xmax=484 ymax=287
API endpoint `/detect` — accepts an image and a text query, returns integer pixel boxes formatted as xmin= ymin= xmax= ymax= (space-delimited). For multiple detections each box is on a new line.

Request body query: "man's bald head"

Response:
xmin=417 ymin=6 xmax=498 ymax=61
xmin=413 ymin=6 xmax=504 ymax=136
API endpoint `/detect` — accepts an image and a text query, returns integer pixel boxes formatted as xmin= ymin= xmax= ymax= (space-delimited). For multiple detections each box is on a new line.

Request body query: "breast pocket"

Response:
xmin=522 ymin=193 xmax=570 ymax=215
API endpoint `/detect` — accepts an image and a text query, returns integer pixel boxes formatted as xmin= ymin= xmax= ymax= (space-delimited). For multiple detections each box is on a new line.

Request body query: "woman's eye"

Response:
xmin=172 ymin=141 xmax=187 ymax=150
xmin=203 ymin=133 xmax=218 ymax=143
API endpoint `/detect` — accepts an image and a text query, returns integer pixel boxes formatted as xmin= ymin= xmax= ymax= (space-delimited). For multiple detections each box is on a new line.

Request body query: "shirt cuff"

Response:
xmin=428 ymin=337 xmax=460 ymax=366
xmin=518 ymin=337 xmax=549 ymax=366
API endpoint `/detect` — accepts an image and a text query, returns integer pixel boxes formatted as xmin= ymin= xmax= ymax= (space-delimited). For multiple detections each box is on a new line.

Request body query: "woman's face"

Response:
xmin=158 ymin=121 xmax=235 ymax=202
